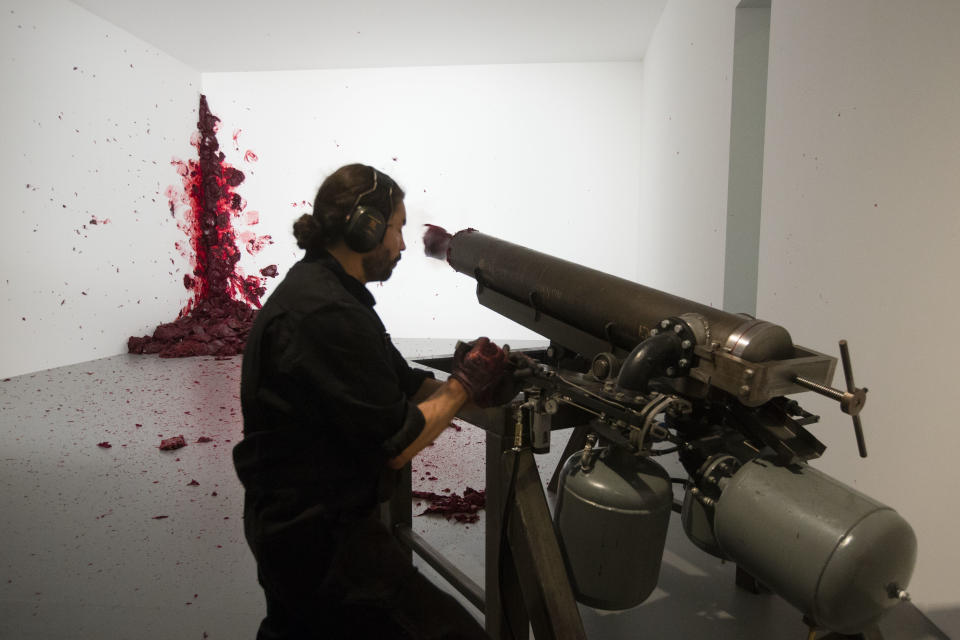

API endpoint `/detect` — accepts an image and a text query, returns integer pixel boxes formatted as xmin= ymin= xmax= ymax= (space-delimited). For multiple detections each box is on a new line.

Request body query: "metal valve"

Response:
xmin=793 ymin=340 xmax=868 ymax=458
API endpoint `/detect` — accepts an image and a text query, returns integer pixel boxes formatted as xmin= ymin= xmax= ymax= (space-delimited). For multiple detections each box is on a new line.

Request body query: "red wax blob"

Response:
xmin=130 ymin=95 xmax=267 ymax=358
xmin=422 ymin=224 xmax=452 ymax=260
xmin=159 ymin=435 xmax=187 ymax=451
xmin=412 ymin=487 xmax=486 ymax=524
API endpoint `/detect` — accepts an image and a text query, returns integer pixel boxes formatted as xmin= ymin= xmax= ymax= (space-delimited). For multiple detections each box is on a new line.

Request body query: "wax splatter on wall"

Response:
xmin=129 ymin=95 xmax=277 ymax=358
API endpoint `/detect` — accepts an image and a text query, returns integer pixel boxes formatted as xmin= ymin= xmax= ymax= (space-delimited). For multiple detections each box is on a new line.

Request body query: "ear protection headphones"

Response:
xmin=343 ymin=168 xmax=394 ymax=253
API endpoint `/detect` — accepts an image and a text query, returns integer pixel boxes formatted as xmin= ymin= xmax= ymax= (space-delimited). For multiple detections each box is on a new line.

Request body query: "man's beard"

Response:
xmin=362 ymin=245 xmax=401 ymax=282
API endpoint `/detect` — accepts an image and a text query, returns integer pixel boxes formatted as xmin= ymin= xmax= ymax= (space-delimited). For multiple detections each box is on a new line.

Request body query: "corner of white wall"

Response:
xmin=637 ymin=0 xmax=740 ymax=308
xmin=1 ymin=0 xmax=201 ymax=377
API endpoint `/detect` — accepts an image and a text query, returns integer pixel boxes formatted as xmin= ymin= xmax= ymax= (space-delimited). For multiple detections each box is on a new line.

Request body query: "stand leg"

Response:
xmin=504 ymin=447 xmax=587 ymax=640
xmin=486 ymin=429 xmax=528 ymax=640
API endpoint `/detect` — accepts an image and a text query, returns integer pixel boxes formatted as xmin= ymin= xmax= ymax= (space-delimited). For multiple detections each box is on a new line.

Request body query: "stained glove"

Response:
xmin=451 ymin=338 xmax=534 ymax=408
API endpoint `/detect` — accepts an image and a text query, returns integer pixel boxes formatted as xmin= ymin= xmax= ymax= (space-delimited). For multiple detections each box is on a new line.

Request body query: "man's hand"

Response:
xmin=451 ymin=337 xmax=530 ymax=408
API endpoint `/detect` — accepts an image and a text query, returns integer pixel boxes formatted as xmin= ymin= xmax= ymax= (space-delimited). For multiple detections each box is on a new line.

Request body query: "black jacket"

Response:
xmin=234 ymin=250 xmax=432 ymax=523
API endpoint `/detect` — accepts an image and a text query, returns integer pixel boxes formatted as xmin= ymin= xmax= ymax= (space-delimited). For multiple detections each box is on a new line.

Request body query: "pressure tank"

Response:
xmin=713 ymin=457 xmax=917 ymax=634
xmin=554 ymin=446 xmax=673 ymax=610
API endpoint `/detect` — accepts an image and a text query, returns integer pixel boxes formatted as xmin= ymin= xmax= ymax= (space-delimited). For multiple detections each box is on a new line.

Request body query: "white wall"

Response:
xmin=637 ymin=0 xmax=739 ymax=306
xmin=758 ymin=0 xmax=960 ymax=630
xmin=200 ymin=62 xmax=643 ymax=343
xmin=640 ymin=0 xmax=960 ymax=630
xmin=0 ymin=0 xmax=201 ymax=378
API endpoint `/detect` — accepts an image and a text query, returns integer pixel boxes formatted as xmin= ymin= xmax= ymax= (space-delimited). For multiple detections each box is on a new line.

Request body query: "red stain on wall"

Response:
xmin=129 ymin=95 xmax=274 ymax=358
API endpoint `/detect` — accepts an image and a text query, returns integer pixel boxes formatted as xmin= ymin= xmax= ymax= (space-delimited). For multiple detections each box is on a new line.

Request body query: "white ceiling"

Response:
xmin=69 ymin=0 xmax=667 ymax=73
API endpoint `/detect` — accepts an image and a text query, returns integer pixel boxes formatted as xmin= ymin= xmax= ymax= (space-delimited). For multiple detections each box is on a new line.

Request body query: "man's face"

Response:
xmin=362 ymin=201 xmax=406 ymax=282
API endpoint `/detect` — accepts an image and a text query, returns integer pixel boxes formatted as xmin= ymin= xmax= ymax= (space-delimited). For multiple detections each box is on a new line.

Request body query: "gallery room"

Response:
xmin=2 ymin=1 xmax=957 ymax=638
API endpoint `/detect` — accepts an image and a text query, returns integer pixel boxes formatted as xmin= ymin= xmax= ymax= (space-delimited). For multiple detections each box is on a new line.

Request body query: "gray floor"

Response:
xmin=0 ymin=342 xmax=948 ymax=639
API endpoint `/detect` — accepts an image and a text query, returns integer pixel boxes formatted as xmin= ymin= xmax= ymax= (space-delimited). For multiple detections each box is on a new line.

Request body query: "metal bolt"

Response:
xmin=739 ymin=385 xmax=751 ymax=396
xmin=681 ymin=340 xmax=692 ymax=349
xmin=660 ymin=319 xmax=671 ymax=329
xmin=678 ymin=359 xmax=689 ymax=368
xmin=887 ymin=583 xmax=911 ymax=601
xmin=674 ymin=324 xmax=684 ymax=334
xmin=650 ymin=328 xmax=659 ymax=336
xmin=744 ymin=368 xmax=755 ymax=379
xmin=666 ymin=367 xmax=676 ymax=376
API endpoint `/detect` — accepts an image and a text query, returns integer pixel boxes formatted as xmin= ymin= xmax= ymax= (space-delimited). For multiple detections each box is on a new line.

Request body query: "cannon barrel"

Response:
xmin=446 ymin=229 xmax=794 ymax=363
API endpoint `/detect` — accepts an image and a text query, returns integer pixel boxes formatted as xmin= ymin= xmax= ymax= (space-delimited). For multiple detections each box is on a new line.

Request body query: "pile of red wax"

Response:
xmin=129 ymin=95 xmax=271 ymax=358
xmin=413 ymin=487 xmax=486 ymax=524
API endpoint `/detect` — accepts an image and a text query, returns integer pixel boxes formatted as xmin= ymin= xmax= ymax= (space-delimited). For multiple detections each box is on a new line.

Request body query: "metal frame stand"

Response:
xmin=380 ymin=403 xmax=587 ymax=640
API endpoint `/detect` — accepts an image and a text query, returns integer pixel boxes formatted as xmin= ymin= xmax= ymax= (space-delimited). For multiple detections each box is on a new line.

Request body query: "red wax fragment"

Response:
xmin=128 ymin=95 xmax=263 ymax=359
xmin=411 ymin=487 xmax=486 ymax=524
xmin=196 ymin=436 xmax=213 ymax=443
xmin=423 ymin=224 xmax=452 ymax=260
xmin=97 ymin=441 xmax=112 ymax=448
xmin=159 ymin=435 xmax=187 ymax=450
xmin=259 ymin=264 xmax=278 ymax=278
xmin=187 ymin=479 xmax=199 ymax=486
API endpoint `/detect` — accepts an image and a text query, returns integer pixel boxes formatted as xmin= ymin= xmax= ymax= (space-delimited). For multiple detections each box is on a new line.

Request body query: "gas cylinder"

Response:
xmin=554 ymin=445 xmax=673 ymax=610
xmin=713 ymin=457 xmax=916 ymax=634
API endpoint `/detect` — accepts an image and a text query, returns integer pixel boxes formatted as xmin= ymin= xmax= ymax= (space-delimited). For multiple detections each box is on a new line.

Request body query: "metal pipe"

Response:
xmin=616 ymin=332 xmax=682 ymax=392
xmin=444 ymin=229 xmax=795 ymax=363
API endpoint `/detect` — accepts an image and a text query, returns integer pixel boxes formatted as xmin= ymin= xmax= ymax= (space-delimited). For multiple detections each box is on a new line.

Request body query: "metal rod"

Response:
xmin=839 ymin=340 xmax=856 ymax=393
xmin=852 ymin=414 xmax=868 ymax=458
xmin=839 ymin=340 xmax=868 ymax=458
xmin=395 ymin=525 xmax=487 ymax=613
xmin=793 ymin=376 xmax=846 ymax=402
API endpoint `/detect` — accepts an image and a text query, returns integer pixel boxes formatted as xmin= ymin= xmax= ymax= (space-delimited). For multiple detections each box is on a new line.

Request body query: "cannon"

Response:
xmin=425 ymin=226 xmax=916 ymax=637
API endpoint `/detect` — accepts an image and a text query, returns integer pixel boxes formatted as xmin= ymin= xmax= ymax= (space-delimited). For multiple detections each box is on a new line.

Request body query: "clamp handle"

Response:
xmin=793 ymin=340 xmax=868 ymax=458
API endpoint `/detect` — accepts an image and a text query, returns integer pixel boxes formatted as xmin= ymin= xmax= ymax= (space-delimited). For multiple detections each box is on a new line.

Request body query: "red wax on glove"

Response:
xmin=451 ymin=337 xmax=514 ymax=407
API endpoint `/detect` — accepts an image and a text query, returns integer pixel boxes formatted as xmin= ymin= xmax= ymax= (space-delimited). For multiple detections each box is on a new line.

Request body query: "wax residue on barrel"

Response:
xmin=129 ymin=95 xmax=276 ymax=358
xmin=422 ymin=224 xmax=452 ymax=260
xmin=413 ymin=487 xmax=486 ymax=524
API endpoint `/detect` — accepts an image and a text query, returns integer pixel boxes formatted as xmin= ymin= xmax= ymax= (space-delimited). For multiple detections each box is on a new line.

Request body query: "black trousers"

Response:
xmin=249 ymin=509 xmax=489 ymax=640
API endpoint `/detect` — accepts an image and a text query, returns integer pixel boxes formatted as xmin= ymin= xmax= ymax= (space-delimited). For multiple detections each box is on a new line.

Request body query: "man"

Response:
xmin=234 ymin=164 xmax=513 ymax=639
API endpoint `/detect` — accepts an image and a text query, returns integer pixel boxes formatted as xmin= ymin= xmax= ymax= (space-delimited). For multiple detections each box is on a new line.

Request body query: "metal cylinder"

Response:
xmin=554 ymin=446 xmax=673 ymax=610
xmin=446 ymin=230 xmax=794 ymax=362
xmin=713 ymin=458 xmax=916 ymax=634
